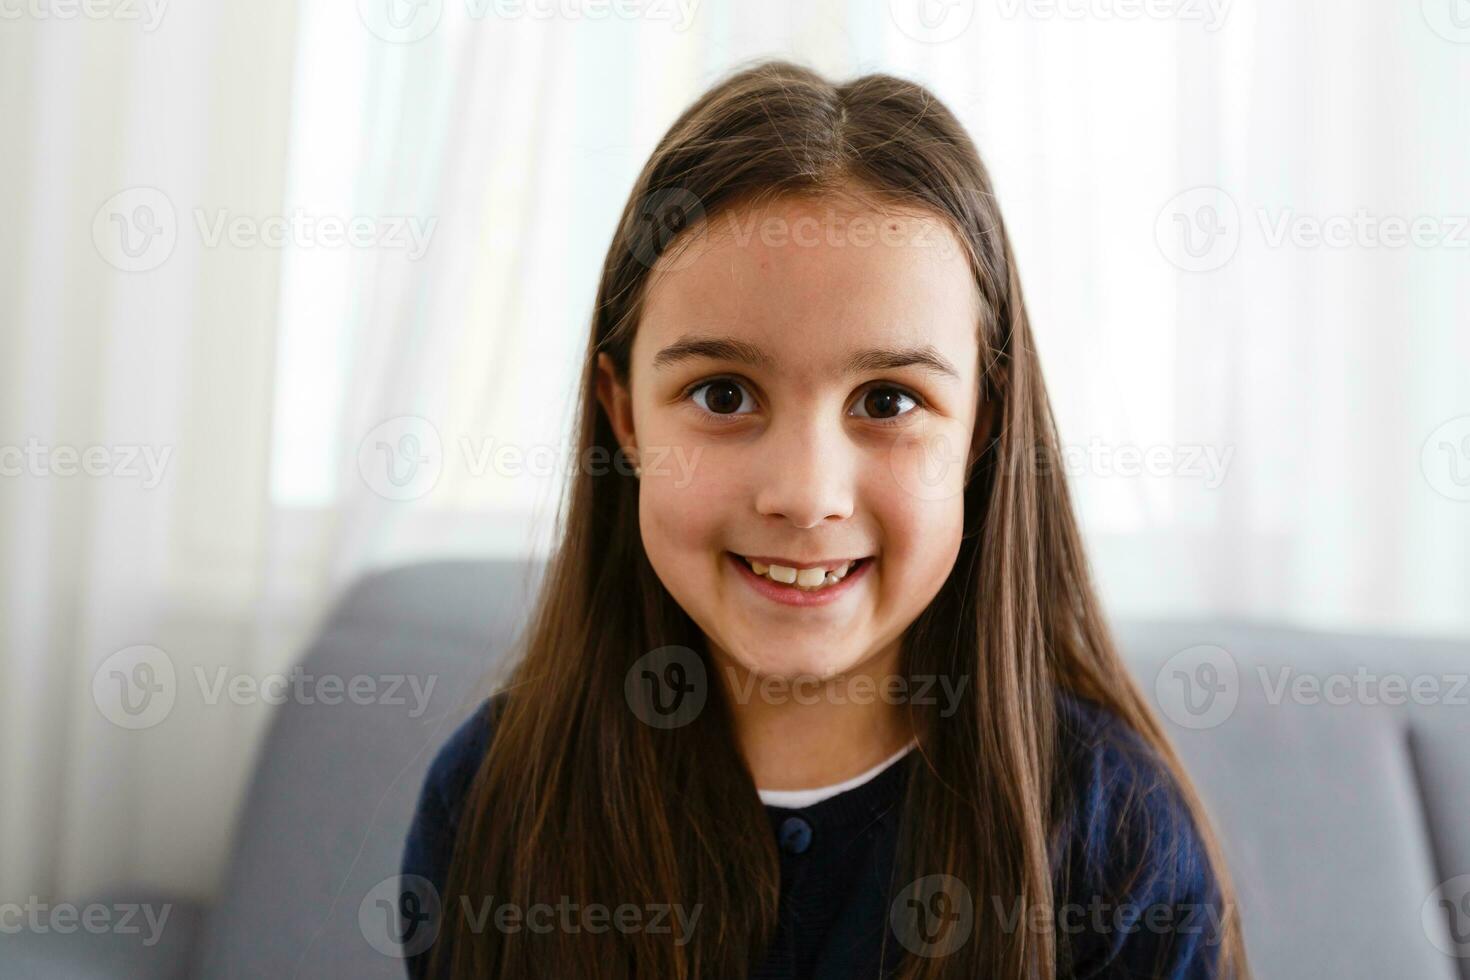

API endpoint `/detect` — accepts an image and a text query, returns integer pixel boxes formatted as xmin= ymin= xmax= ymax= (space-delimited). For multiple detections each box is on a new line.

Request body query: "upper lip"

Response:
xmin=732 ymin=552 xmax=870 ymax=570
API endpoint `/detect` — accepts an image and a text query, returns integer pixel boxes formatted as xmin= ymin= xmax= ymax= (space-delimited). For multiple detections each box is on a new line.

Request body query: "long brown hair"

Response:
xmin=429 ymin=59 xmax=1249 ymax=979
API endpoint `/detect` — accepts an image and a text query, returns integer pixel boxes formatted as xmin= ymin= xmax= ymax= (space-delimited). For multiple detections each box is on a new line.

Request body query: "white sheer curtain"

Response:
xmin=0 ymin=0 xmax=302 ymax=903
xmin=2 ymin=0 xmax=1467 ymax=905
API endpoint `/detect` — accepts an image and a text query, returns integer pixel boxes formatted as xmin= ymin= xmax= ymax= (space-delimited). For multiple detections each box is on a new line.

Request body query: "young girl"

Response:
xmin=400 ymin=59 xmax=1248 ymax=980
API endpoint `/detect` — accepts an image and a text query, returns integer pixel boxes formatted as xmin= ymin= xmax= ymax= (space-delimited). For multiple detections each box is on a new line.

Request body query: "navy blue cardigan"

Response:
xmin=399 ymin=689 xmax=1229 ymax=978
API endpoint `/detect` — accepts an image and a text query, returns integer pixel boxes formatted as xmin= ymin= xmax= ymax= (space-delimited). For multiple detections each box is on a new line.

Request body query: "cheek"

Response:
xmin=885 ymin=423 xmax=972 ymax=505
xmin=636 ymin=465 xmax=737 ymax=643
xmin=870 ymin=480 xmax=966 ymax=603
xmin=880 ymin=425 xmax=969 ymax=577
xmin=636 ymin=449 xmax=736 ymax=575
xmin=640 ymin=481 xmax=719 ymax=556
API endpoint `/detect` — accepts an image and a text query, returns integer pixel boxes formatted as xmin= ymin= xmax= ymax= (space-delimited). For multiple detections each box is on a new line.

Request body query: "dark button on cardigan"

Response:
xmin=753 ymin=746 xmax=913 ymax=978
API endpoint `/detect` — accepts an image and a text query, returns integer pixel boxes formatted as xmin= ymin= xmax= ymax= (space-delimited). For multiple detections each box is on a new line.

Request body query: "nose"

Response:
xmin=751 ymin=413 xmax=856 ymax=529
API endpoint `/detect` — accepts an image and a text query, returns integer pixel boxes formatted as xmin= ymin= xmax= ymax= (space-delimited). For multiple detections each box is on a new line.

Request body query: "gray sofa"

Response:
xmin=6 ymin=558 xmax=1469 ymax=978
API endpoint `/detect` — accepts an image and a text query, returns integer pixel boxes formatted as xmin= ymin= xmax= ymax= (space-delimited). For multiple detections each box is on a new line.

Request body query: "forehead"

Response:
xmin=633 ymin=193 xmax=981 ymax=382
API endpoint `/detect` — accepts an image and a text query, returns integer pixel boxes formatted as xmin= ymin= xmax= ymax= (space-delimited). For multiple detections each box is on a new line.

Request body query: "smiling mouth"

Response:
xmin=729 ymin=552 xmax=874 ymax=591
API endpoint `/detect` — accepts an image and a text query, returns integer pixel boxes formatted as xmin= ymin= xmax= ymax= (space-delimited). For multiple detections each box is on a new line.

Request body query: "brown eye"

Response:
xmin=690 ymin=379 xmax=754 ymax=417
xmin=853 ymin=386 xmax=918 ymax=422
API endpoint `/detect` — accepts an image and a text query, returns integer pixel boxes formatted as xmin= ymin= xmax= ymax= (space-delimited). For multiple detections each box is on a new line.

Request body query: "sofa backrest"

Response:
xmin=1113 ymin=619 xmax=1470 ymax=980
xmin=191 ymin=559 xmax=1470 ymax=979
xmin=191 ymin=559 xmax=546 ymax=980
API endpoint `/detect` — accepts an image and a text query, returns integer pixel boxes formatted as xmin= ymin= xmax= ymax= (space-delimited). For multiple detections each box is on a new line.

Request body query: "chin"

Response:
xmin=720 ymin=640 xmax=859 ymax=683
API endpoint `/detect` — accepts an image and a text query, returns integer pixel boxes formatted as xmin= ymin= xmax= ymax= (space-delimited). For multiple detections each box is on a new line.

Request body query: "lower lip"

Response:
xmin=727 ymin=552 xmax=874 ymax=607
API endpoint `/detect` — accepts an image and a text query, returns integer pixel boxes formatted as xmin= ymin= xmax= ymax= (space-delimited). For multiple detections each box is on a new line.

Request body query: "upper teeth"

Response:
xmin=747 ymin=558 xmax=855 ymax=589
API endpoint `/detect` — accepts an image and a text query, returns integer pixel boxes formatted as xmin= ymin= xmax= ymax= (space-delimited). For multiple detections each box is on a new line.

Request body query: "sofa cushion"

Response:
xmin=190 ymin=561 xmax=1470 ymax=979
xmin=190 ymin=560 xmax=544 ymax=980
xmin=1117 ymin=619 xmax=1469 ymax=980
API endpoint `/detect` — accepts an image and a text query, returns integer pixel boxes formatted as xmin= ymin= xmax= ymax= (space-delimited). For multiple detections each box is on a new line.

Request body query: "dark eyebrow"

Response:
xmin=844 ymin=345 xmax=960 ymax=380
xmin=652 ymin=335 xmax=960 ymax=381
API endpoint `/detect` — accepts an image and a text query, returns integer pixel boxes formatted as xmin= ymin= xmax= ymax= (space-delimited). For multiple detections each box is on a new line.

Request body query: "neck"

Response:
xmin=714 ymin=640 xmax=914 ymax=791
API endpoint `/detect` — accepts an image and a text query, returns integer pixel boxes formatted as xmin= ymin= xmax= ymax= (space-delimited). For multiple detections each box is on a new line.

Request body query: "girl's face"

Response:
xmin=597 ymin=192 xmax=985 ymax=682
